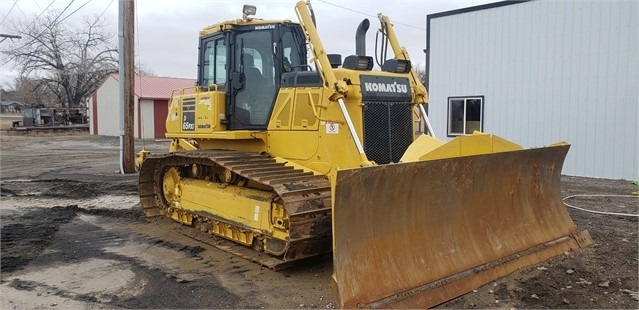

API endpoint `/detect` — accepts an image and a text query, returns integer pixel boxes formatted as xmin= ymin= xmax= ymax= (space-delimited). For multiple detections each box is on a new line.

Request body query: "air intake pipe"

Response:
xmin=355 ymin=19 xmax=370 ymax=56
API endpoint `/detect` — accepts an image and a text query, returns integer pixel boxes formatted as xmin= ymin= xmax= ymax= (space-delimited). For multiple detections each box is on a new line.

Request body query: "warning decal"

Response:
xmin=326 ymin=122 xmax=339 ymax=134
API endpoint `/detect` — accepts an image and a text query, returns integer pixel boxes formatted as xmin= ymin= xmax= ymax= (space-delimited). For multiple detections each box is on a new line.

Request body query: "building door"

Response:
xmin=153 ymin=100 xmax=169 ymax=138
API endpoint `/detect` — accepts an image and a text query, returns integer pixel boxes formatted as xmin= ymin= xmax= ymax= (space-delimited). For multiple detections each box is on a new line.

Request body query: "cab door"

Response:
xmin=227 ymin=28 xmax=277 ymax=130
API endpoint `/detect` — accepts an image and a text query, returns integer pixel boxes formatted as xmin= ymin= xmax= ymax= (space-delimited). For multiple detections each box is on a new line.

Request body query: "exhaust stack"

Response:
xmin=355 ymin=19 xmax=370 ymax=56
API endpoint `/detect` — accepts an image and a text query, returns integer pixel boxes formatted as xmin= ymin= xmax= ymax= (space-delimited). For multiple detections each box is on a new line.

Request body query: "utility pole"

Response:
xmin=118 ymin=0 xmax=136 ymax=174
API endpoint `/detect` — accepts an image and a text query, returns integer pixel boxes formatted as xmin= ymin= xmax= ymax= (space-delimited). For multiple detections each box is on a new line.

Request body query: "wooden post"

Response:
xmin=122 ymin=0 xmax=136 ymax=173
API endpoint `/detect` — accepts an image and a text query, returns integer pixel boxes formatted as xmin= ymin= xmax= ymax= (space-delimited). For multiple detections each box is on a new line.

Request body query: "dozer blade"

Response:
xmin=332 ymin=144 xmax=592 ymax=308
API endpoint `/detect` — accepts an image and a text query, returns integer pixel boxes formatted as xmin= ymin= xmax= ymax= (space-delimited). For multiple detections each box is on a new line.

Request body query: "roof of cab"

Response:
xmin=199 ymin=18 xmax=298 ymax=37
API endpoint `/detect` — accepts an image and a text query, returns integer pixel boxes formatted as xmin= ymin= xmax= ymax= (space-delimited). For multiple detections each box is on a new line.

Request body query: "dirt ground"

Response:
xmin=1 ymin=131 xmax=637 ymax=309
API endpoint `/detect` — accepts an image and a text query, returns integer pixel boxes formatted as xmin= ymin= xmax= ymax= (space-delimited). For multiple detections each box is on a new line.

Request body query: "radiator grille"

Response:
xmin=362 ymin=101 xmax=413 ymax=164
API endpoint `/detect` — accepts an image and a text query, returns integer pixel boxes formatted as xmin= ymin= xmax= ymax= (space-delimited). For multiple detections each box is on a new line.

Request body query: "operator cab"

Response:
xmin=197 ymin=5 xmax=309 ymax=130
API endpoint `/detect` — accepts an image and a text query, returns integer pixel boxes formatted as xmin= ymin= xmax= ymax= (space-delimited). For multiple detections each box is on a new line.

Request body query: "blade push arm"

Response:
xmin=295 ymin=0 xmax=373 ymax=166
xmin=377 ymin=14 xmax=428 ymax=104
xmin=295 ymin=1 xmax=348 ymax=99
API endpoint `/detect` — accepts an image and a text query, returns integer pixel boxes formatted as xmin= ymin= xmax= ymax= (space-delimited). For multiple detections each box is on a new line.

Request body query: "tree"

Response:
xmin=2 ymin=10 xmax=118 ymax=108
xmin=3 ymin=77 xmax=57 ymax=108
xmin=414 ymin=63 xmax=427 ymax=87
xmin=136 ymin=62 xmax=157 ymax=76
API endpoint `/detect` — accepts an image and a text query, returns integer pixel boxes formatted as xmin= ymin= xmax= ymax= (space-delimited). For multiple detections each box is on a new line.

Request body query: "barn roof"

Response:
xmin=110 ymin=73 xmax=196 ymax=100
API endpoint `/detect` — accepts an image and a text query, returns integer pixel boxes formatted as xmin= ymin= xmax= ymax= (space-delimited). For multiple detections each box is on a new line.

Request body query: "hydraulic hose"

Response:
xmin=563 ymin=194 xmax=638 ymax=217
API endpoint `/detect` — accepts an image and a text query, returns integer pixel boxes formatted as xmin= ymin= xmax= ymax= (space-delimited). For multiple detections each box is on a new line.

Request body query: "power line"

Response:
xmin=41 ymin=0 xmax=76 ymax=29
xmin=14 ymin=1 xmax=31 ymax=21
xmin=1 ymin=0 xmax=20 ymax=25
xmin=26 ymin=0 xmax=90 ymax=31
xmin=317 ymin=0 xmax=376 ymax=19
xmin=32 ymin=0 xmax=43 ymax=11
xmin=13 ymin=0 xmax=95 ymax=61
xmin=57 ymin=0 xmax=93 ymax=24
xmin=4 ymin=0 xmax=99 ymax=69
xmin=316 ymin=0 xmax=426 ymax=31
xmin=25 ymin=0 xmax=59 ymax=30
xmin=55 ymin=0 xmax=77 ymax=22
xmin=97 ymin=0 xmax=114 ymax=20
xmin=8 ymin=0 xmax=76 ymax=55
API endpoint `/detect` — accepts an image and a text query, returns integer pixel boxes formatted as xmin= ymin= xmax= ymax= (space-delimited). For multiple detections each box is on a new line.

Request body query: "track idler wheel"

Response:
xmin=162 ymin=167 xmax=181 ymax=208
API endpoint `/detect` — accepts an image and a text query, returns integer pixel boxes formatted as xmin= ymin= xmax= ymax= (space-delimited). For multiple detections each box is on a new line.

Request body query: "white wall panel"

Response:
xmin=94 ymin=76 xmax=142 ymax=138
xmin=140 ymin=99 xmax=155 ymax=139
xmin=96 ymin=77 xmax=120 ymax=136
xmin=428 ymin=0 xmax=638 ymax=179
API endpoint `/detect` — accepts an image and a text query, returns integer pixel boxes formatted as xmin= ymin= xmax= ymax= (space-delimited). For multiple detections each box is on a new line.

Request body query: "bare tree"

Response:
xmin=136 ymin=62 xmax=157 ymax=76
xmin=2 ymin=10 xmax=118 ymax=108
xmin=4 ymin=77 xmax=57 ymax=108
xmin=414 ymin=63 xmax=427 ymax=87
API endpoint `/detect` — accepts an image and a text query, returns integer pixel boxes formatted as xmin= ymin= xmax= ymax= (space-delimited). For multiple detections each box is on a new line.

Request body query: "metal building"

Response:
xmin=425 ymin=0 xmax=638 ymax=180
xmin=89 ymin=74 xmax=195 ymax=139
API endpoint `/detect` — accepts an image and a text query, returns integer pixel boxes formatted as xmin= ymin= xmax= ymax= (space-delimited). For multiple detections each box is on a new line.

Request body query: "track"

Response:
xmin=138 ymin=150 xmax=332 ymax=269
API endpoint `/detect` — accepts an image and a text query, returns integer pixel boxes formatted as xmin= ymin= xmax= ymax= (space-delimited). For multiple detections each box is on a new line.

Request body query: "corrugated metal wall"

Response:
xmin=92 ymin=77 xmax=143 ymax=138
xmin=140 ymin=99 xmax=155 ymax=139
xmin=428 ymin=0 xmax=638 ymax=180
xmin=94 ymin=77 xmax=120 ymax=136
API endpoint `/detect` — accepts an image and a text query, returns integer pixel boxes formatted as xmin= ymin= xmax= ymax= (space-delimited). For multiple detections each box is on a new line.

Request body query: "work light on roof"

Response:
xmin=243 ymin=5 xmax=257 ymax=17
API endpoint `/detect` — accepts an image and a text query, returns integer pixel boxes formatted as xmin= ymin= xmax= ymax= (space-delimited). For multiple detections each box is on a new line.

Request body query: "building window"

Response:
xmin=447 ymin=96 xmax=484 ymax=136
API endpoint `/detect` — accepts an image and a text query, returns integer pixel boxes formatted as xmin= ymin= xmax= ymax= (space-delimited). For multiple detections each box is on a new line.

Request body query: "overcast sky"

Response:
xmin=0 ymin=0 xmax=495 ymax=87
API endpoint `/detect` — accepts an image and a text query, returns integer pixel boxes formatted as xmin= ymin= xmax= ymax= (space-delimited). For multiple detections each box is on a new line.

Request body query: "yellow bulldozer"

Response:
xmin=138 ymin=1 xmax=592 ymax=308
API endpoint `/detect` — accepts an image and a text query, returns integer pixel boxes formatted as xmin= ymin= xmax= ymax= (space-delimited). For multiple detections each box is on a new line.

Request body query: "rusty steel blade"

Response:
xmin=332 ymin=144 xmax=592 ymax=308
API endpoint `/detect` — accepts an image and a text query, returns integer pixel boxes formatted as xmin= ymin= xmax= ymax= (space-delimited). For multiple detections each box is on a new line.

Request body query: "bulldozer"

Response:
xmin=138 ymin=1 xmax=592 ymax=308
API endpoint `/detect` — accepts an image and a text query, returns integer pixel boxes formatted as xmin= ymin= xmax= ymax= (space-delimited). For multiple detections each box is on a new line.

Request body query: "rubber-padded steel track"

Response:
xmin=138 ymin=150 xmax=332 ymax=269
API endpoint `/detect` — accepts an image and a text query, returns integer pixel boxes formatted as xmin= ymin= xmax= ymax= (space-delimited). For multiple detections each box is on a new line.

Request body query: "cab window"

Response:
xmin=200 ymin=38 xmax=226 ymax=87
xmin=281 ymin=29 xmax=306 ymax=72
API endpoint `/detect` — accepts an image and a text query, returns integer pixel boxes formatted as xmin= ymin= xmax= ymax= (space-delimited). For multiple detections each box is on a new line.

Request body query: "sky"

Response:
xmin=0 ymin=0 xmax=496 ymax=88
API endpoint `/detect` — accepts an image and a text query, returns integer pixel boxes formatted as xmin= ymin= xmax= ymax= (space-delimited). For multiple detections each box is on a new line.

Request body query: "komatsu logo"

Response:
xmin=360 ymin=76 xmax=411 ymax=101
xmin=363 ymin=81 xmax=409 ymax=94
xmin=255 ymin=25 xmax=275 ymax=30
